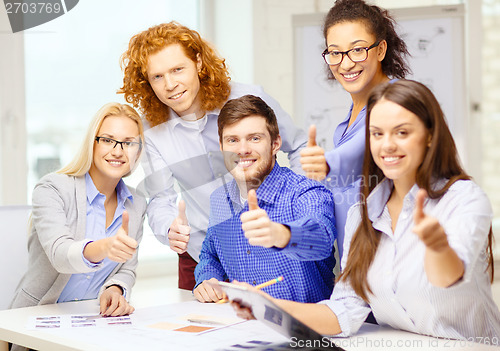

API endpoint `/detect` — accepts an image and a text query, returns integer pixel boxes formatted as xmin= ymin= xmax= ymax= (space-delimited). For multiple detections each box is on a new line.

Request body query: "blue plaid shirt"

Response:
xmin=195 ymin=164 xmax=336 ymax=303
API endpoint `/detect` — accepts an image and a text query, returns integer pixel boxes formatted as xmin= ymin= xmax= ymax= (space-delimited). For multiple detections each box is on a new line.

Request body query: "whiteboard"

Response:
xmin=293 ymin=4 xmax=467 ymax=165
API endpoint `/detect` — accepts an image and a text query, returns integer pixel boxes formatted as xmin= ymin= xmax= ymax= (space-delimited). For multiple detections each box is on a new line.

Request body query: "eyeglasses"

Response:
xmin=322 ymin=41 xmax=380 ymax=66
xmin=95 ymin=136 xmax=142 ymax=151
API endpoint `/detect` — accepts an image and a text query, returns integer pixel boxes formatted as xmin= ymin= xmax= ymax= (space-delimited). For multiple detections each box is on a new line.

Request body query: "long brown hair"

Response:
xmin=340 ymin=80 xmax=494 ymax=302
xmin=119 ymin=21 xmax=231 ymax=127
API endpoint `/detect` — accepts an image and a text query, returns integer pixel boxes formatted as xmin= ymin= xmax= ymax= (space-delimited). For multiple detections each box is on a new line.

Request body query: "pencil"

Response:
xmin=187 ymin=318 xmax=225 ymax=325
xmin=216 ymin=276 xmax=284 ymax=304
xmin=255 ymin=276 xmax=284 ymax=289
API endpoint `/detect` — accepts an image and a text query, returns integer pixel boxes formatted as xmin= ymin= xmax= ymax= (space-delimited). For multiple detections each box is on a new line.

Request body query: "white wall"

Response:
xmin=213 ymin=0 xmax=254 ymax=84
xmin=482 ymin=1 xmax=500 ymax=218
xmin=0 ymin=8 xmax=27 ymax=205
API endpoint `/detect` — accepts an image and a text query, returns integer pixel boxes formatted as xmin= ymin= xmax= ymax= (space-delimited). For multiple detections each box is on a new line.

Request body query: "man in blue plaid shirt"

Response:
xmin=194 ymin=95 xmax=336 ymax=303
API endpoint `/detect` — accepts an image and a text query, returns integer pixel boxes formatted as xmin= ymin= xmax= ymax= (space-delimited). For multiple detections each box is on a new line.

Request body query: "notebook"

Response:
xmin=217 ymin=281 xmax=345 ymax=350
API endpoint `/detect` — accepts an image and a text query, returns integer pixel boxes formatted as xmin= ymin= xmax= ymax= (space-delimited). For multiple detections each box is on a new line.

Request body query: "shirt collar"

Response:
xmin=116 ymin=178 xmax=134 ymax=205
xmin=85 ymin=172 xmax=133 ymax=205
xmin=366 ymin=178 xmax=420 ymax=222
xmin=85 ymin=172 xmax=101 ymax=204
xmin=226 ymin=162 xmax=283 ymax=206
xmin=256 ymin=163 xmax=283 ymax=204
xmin=168 ymin=109 xmax=219 ymax=130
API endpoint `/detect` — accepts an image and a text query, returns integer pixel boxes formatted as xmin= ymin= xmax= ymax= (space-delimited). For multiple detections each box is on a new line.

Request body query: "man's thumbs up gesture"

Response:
xmin=168 ymin=200 xmax=191 ymax=254
xmin=240 ymin=190 xmax=290 ymax=248
xmin=412 ymin=189 xmax=449 ymax=252
xmin=300 ymin=125 xmax=329 ymax=181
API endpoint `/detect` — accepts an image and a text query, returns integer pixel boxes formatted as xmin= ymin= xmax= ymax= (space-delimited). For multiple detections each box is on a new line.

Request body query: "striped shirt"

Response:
xmin=321 ymin=178 xmax=500 ymax=341
xmin=195 ymin=164 xmax=336 ymax=303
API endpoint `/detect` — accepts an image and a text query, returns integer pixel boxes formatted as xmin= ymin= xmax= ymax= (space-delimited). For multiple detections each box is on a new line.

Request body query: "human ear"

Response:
xmin=272 ymin=135 xmax=282 ymax=155
xmin=377 ymin=39 xmax=387 ymax=62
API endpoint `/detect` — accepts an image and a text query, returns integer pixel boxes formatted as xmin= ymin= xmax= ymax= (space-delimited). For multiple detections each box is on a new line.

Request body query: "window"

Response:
xmin=24 ymin=0 xmax=199 ymax=263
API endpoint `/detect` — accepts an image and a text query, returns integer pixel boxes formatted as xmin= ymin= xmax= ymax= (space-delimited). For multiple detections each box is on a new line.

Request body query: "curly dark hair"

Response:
xmin=119 ymin=22 xmax=231 ymax=127
xmin=323 ymin=0 xmax=410 ymax=79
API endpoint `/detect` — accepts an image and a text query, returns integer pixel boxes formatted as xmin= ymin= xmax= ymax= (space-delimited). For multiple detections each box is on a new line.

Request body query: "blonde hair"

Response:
xmin=58 ymin=103 xmax=144 ymax=177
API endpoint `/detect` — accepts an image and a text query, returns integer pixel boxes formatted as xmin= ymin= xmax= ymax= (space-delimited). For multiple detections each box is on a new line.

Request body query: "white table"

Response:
xmin=0 ymin=290 xmax=497 ymax=351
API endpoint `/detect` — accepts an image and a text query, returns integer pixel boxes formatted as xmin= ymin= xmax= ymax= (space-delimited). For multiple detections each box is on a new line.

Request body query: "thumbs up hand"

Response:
xmin=300 ymin=125 xmax=329 ymax=181
xmin=240 ymin=190 xmax=290 ymax=248
xmin=107 ymin=210 xmax=138 ymax=263
xmin=307 ymin=124 xmax=318 ymax=148
xmin=412 ymin=189 xmax=449 ymax=252
xmin=168 ymin=200 xmax=191 ymax=254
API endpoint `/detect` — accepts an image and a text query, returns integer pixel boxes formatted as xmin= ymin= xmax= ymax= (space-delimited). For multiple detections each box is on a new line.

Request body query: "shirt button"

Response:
xmin=326 ymin=177 xmax=331 ymax=182
xmin=291 ymin=243 xmax=297 ymax=247
xmin=247 ymin=250 xmax=251 ymax=254
xmin=253 ymin=281 xmax=256 ymax=285
xmin=86 ymin=276 xmax=91 ymax=279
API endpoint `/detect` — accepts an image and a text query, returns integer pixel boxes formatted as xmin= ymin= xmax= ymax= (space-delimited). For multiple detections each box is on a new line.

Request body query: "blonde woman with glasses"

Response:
xmin=10 ymin=103 xmax=146 ymax=322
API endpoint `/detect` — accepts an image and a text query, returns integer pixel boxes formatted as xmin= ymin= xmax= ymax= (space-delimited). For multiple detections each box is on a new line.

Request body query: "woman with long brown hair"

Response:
xmin=232 ymin=80 xmax=500 ymax=343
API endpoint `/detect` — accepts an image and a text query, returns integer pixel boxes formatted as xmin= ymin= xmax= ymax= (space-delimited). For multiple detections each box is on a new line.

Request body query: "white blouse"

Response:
xmin=321 ymin=179 xmax=500 ymax=342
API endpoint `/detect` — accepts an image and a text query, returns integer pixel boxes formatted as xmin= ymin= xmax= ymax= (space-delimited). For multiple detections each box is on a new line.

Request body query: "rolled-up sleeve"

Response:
xmin=277 ymin=184 xmax=336 ymax=260
xmin=434 ymin=182 xmax=493 ymax=286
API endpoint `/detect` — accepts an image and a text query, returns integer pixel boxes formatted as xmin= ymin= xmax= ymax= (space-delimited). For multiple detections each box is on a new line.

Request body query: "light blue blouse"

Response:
xmin=324 ymin=79 xmax=397 ymax=264
xmin=324 ymin=104 xmax=366 ymax=264
xmin=57 ymin=173 xmax=132 ymax=302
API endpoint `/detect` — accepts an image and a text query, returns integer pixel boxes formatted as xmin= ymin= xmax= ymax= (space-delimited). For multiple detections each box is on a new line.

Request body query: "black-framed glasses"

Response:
xmin=322 ymin=41 xmax=381 ymax=66
xmin=95 ymin=136 xmax=142 ymax=151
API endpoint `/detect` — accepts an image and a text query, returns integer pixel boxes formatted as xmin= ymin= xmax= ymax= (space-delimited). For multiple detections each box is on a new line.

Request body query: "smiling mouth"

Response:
xmin=342 ymin=71 xmax=361 ymax=80
xmin=169 ymin=91 xmax=185 ymax=100
xmin=236 ymin=159 xmax=256 ymax=168
xmin=382 ymin=156 xmax=402 ymax=163
xmin=107 ymin=160 xmax=125 ymax=166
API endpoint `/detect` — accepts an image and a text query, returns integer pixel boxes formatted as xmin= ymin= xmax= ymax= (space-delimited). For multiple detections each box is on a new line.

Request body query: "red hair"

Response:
xmin=119 ymin=22 xmax=231 ymax=127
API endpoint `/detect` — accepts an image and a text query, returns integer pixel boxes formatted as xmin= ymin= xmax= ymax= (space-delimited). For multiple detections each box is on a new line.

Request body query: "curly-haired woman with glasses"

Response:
xmin=300 ymin=0 xmax=410 ymax=263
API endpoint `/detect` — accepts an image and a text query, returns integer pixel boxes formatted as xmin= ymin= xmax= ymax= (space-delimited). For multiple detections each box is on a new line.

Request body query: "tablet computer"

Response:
xmin=217 ymin=281 xmax=345 ymax=350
